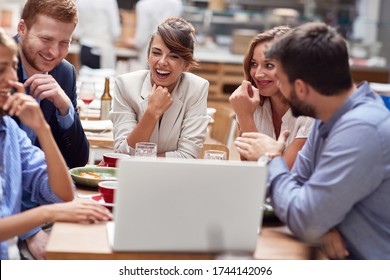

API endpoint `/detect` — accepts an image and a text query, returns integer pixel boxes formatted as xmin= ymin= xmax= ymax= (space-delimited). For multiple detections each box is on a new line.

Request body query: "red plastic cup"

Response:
xmin=98 ymin=181 xmax=118 ymax=204
xmin=101 ymin=153 xmax=130 ymax=167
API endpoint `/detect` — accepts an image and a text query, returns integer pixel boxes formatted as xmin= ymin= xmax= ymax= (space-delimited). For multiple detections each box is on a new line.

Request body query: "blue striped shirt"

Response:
xmin=0 ymin=117 xmax=62 ymax=260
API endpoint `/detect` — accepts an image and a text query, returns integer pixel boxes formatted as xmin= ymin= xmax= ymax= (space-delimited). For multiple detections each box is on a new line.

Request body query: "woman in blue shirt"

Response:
xmin=0 ymin=30 xmax=112 ymax=259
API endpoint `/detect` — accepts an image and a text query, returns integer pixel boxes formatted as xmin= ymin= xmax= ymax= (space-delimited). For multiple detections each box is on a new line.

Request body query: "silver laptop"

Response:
xmin=107 ymin=157 xmax=267 ymax=253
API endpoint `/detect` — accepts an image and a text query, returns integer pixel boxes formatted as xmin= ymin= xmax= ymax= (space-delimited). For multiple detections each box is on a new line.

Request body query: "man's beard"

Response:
xmin=21 ymin=40 xmax=47 ymax=73
xmin=287 ymin=88 xmax=316 ymax=118
xmin=22 ymin=44 xmax=40 ymax=70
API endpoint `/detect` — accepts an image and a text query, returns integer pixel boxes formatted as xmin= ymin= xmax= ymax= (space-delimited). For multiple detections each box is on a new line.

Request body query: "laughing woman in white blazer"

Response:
xmin=111 ymin=17 xmax=209 ymax=158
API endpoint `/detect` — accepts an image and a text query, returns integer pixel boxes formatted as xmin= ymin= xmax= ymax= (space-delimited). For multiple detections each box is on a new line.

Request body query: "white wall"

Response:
xmin=352 ymin=0 xmax=381 ymax=43
xmin=0 ymin=0 xmax=23 ymax=35
xmin=377 ymin=0 xmax=390 ymax=66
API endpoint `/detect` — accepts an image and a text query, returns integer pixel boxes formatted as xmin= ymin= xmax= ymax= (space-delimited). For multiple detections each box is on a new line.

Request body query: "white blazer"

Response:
xmin=110 ymin=70 xmax=210 ymax=158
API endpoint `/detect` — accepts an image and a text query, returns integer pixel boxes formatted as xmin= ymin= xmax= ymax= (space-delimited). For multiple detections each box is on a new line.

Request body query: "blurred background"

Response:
xmin=1 ymin=0 xmax=389 ymax=101
xmin=2 ymin=0 xmax=389 ymax=164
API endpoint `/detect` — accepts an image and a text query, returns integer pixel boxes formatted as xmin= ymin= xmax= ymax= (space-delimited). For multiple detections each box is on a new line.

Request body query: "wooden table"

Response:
xmin=45 ymin=219 xmax=312 ymax=260
xmin=46 ymin=188 xmax=313 ymax=260
xmin=86 ymin=131 xmax=114 ymax=148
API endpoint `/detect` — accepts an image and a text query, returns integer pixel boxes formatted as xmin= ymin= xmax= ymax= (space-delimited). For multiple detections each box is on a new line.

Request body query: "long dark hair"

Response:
xmin=243 ymin=26 xmax=290 ymax=85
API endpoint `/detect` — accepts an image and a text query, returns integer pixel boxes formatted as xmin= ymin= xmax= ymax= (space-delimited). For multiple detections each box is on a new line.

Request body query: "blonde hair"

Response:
xmin=0 ymin=29 xmax=18 ymax=56
xmin=0 ymin=30 xmax=18 ymax=116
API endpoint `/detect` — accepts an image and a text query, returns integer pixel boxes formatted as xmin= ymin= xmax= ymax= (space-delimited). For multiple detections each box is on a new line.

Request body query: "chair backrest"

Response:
xmin=380 ymin=94 xmax=390 ymax=110
xmin=210 ymin=105 xmax=236 ymax=146
xmin=198 ymin=143 xmax=230 ymax=160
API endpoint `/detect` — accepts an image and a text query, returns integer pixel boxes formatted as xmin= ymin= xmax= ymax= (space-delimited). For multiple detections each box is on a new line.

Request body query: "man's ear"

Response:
xmin=17 ymin=20 xmax=26 ymax=36
xmin=294 ymin=79 xmax=310 ymax=100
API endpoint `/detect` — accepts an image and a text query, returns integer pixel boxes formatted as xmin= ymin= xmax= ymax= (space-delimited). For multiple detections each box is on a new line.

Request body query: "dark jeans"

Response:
xmin=80 ymin=45 xmax=100 ymax=69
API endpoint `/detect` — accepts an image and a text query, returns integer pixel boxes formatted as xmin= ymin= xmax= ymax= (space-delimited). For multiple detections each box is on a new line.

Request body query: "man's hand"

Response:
xmin=24 ymin=73 xmax=71 ymax=116
xmin=25 ymin=230 xmax=49 ymax=260
xmin=235 ymin=130 xmax=290 ymax=161
xmin=321 ymin=228 xmax=349 ymax=259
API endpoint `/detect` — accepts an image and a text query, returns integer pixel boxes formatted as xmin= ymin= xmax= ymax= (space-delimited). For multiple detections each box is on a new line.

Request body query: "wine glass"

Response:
xmin=79 ymin=81 xmax=96 ymax=120
xmin=135 ymin=142 xmax=157 ymax=157
xmin=204 ymin=150 xmax=226 ymax=160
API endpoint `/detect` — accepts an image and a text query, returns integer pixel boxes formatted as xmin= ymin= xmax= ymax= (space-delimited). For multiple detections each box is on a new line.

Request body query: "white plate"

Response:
xmin=369 ymin=82 xmax=390 ymax=93
xmin=81 ymin=120 xmax=113 ymax=133
xmin=70 ymin=166 xmax=117 ymax=188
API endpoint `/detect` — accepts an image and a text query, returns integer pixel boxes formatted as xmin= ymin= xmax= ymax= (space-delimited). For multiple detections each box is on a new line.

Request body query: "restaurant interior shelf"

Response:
xmin=191 ymin=62 xmax=244 ymax=102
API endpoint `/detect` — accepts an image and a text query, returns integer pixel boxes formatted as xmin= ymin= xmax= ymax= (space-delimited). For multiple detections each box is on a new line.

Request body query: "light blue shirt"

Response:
xmin=0 ymin=117 xmax=63 ymax=260
xmin=18 ymin=64 xmax=75 ymax=241
xmin=268 ymin=82 xmax=390 ymax=259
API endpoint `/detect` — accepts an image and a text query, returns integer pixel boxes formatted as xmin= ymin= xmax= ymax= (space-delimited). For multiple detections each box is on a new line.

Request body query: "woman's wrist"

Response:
xmin=144 ymin=108 xmax=160 ymax=122
xmin=34 ymin=123 xmax=51 ymax=139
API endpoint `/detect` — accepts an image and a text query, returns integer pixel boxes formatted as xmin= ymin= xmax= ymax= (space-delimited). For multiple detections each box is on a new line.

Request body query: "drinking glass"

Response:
xmin=135 ymin=142 xmax=157 ymax=157
xmin=204 ymin=150 xmax=226 ymax=160
xmin=79 ymin=81 xmax=96 ymax=120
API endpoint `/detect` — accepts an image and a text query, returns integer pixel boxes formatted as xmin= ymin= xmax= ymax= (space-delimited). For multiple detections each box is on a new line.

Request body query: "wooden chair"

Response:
xmin=209 ymin=105 xmax=237 ymax=146
xmin=198 ymin=143 xmax=230 ymax=160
